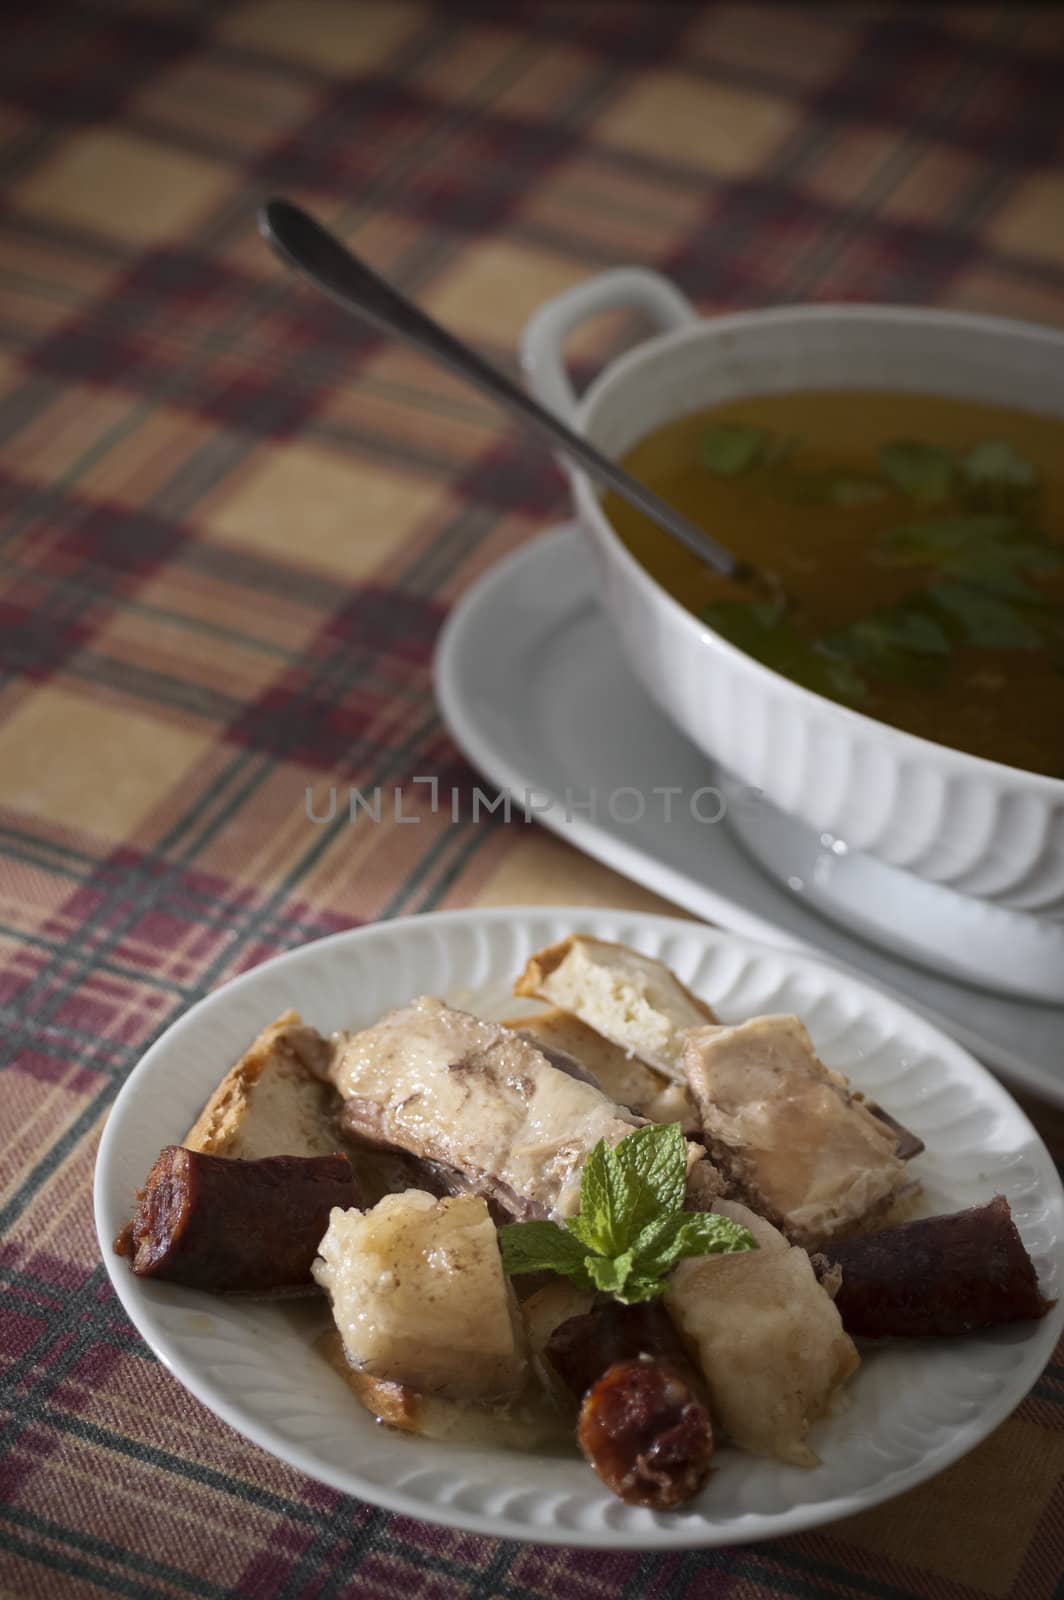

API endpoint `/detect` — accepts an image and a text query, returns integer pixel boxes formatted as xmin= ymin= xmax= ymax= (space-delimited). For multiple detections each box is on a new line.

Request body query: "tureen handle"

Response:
xmin=520 ymin=268 xmax=696 ymax=426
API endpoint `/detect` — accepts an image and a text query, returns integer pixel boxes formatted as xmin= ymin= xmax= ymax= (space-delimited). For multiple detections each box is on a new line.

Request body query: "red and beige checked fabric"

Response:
xmin=1 ymin=2 xmax=1063 ymax=1596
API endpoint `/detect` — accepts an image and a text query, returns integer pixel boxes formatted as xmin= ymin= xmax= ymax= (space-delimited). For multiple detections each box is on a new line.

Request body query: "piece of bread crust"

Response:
xmin=513 ymin=936 xmax=717 ymax=1083
xmin=504 ymin=1007 xmax=699 ymax=1134
xmin=183 ymin=1010 xmax=344 ymax=1160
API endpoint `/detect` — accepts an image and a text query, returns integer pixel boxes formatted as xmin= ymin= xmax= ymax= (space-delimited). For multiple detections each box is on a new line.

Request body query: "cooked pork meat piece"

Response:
xmin=313 ymin=1190 xmax=528 ymax=1402
xmin=812 ymin=1195 xmax=1053 ymax=1337
xmin=327 ymin=997 xmax=720 ymax=1221
xmin=510 ymin=1030 xmax=603 ymax=1086
xmin=683 ymin=1015 xmax=916 ymax=1249
xmin=506 ymin=1008 xmax=700 ymax=1132
xmin=862 ymin=1102 xmax=924 ymax=1161
xmin=513 ymin=937 xmax=717 ymax=1082
xmin=665 ymin=1200 xmax=859 ymax=1467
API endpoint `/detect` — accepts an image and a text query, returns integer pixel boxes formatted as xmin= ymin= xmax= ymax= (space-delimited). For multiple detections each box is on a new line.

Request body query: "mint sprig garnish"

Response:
xmin=498 ymin=1123 xmax=756 ymax=1304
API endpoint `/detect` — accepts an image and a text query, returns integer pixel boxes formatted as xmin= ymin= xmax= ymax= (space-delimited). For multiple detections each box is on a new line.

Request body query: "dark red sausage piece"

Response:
xmin=547 ymin=1300 xmax=713 ymax=1509
xmin=578 ymin=1359 xmax=713 ymax=1510
xmin=116 ymin=1145 xmax=359 ymax=1293
xmin=814 ymin=1194 xmax=1052 ymax=1338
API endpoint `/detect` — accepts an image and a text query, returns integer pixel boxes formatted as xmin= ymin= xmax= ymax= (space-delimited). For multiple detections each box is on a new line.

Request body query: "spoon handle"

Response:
xmin=259 ymin=199 xmax=745 ymax=583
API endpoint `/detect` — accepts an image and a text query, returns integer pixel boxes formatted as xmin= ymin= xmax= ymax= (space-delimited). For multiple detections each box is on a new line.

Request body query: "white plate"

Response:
xmin=95 ymin=907 xmax=1063 ymax=1549
xmin=434 ymin=524 xmax=1064 ymax=1107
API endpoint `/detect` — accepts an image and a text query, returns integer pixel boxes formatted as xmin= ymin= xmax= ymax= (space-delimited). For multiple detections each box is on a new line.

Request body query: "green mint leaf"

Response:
xmin=615 ymin=1274 xmax=668 ymax=1304
xmin=669 ymin=1210 xmax=759 ymax=1262
xmin=611 ymin=1122 xmax=687 ymax=1234
xmin=574 ymin=1137 xmax=633 ymax=1256
xmin=880 ymin=440 xmax=956 ymax=505
xmin=940 ymin=545 xmax=1045 ymax=600
xmin=877 ymin=515 xmax=1021 ymax=565
xmin=502 ymin=1127 xmax=757 ymax=1303
xmin=702 ymin=601 xmax=870 ymax=707
xmin=875 ymin=515 xmax=1062 ymax=607
xmin=827 ymin=609 xmax=951 ymax=664
xmin=630 ymin=1209 xmax=757 ymax=1281
xmin=929 ymin=582 xmax=1043 ymax=650
xmin=625 ymin=1207 xmax=690 ymax=1270
xmin=812 ymin=650 xmax=872 ymax=703
xmin=818 ymin=604 xmax=952 ymax=692
xmin=586 ymin=1250 xmax=633 ymax=1295
xmin=961 ymin=440 xmax=1037 ymax=512
xmin=498 ymin=1220 xmax=594 ymax=1289
xmin=702 ymin=423 xmax=770 ymax=477
xmin=963 ymin=439 xmax=1035 ymax=487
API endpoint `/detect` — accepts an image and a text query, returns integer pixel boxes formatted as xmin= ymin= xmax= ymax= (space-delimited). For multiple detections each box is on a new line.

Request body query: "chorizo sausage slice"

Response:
xmin=116 ymin=1145 xmax=359 ymax=1293
xmin=546 ymin=1300 xmax=713 ymax=1509
xmin=813 ymin=1195 xmax=1052 ymax=1338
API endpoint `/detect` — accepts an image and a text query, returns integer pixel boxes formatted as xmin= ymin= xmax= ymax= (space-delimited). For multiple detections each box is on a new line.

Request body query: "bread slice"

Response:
xmin=183 ymin=1010 xmax=345 ymax=1160
xmin=504 ymin=1007 xmax=699 ymax=1133
xmin=513 ymin=936 xmax=717 ymax=1083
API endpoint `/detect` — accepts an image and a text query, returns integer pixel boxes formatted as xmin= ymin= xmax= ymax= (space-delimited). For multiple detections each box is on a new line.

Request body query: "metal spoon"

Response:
xmin=259 ymin=198 xmax=763 ymax=590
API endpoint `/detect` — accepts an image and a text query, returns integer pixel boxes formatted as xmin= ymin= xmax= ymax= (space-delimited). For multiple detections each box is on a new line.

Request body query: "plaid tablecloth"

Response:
xmin=2 ymin=3 xmax=1063 ymax=1596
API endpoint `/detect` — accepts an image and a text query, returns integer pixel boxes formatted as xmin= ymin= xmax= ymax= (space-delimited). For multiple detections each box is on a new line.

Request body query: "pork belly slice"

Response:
xmin=327 ymin=997 xmax=720 ymax=1221
xmin=665 ymin=1200 xmax=859 ymax=1467
xmin=313 ymin=1190 xmax=528 ymax=1402
xmin=505 ymin=1008 xmax=699 ymax=1133
xmin=513 ymin=937 xmax=717 ymax=1083
xmin=683 ymin=1015 xmax=916 ymax=1249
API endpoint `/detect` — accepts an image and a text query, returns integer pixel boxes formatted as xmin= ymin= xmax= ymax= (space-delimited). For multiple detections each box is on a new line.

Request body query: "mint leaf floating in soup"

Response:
xmin=828 ymin=608 xmax=950 ymax=662
xmin=875 ymin=515 xmax=1063 ymax=602
xmin=498 ymin=1123 xmax=756 ymax=1305
xmin=876 ymin=515 xmax=1022 ymax=565
xmin=702 ymin=423 xmax=772 ymax=476
xmin=880 ymin=439 xmax=956 ymax=505
xmin=944 ymin=543 xmax=1059 ymax=602
xmin=928 ymin=581 xmax=1044 ymax=650
xmin=702 ymin=599 xmax=870 ymax=705
xmin=820 ymin=605 xmax=950 ymax=691
xmin=961 ymin=439 xmax=1038 ymax=512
